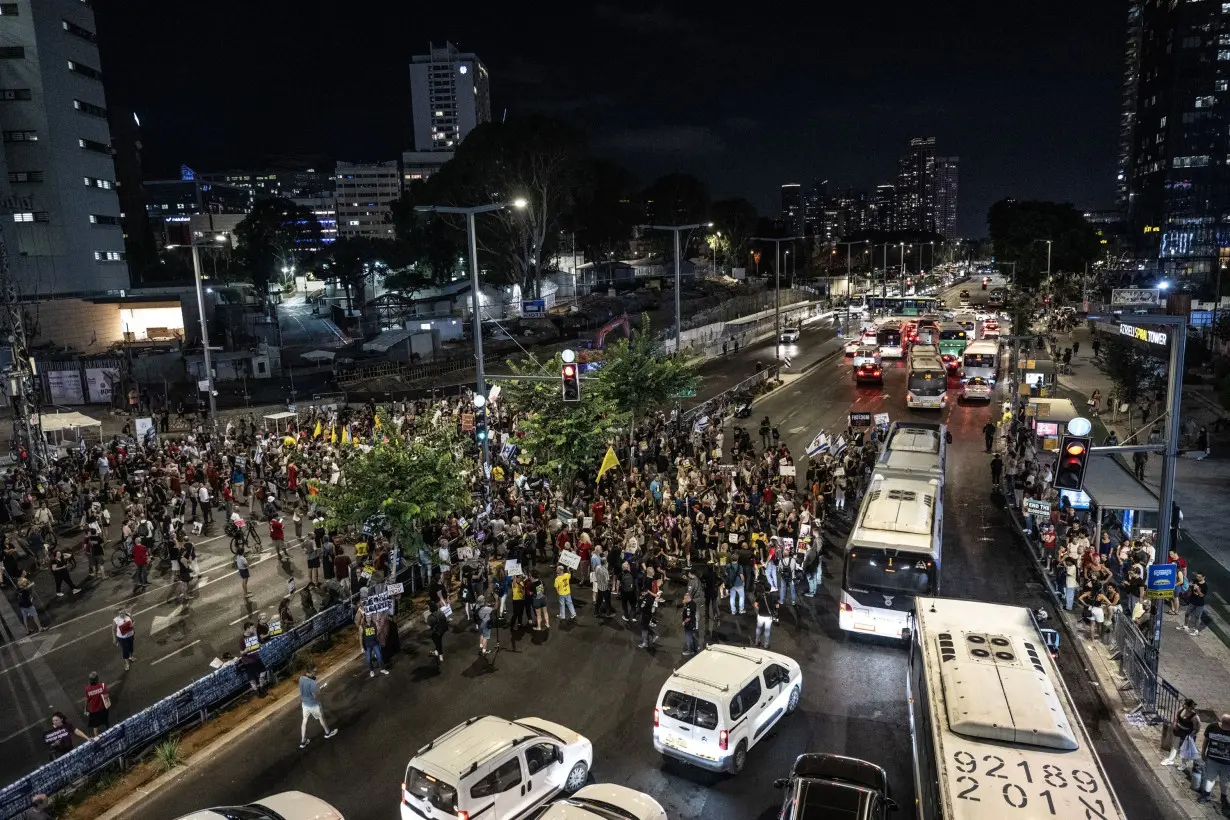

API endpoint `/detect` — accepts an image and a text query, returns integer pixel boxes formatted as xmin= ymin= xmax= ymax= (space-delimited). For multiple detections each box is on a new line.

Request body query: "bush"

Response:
xmin=154 ymin=736 xmax=182 ymax=772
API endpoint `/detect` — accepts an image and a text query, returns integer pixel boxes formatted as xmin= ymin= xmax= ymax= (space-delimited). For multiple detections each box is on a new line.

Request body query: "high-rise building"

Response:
xmin=335 ymin=161 xmax=400 ymax=240
xmin=780 ymin=183 xmax=804 ymax=236
xmin=895 ymin=137 xmax=937 ymax=233
xmin=869 ymin=184 xmax=896 ymax=233
xmin=802 ymin=180 xmax=827 ymax=236
xmin=1119 ymin=0 xmax=1230 ymax=284
xmin=0 ymin=0 xmax=129 ymax=295
xmin=410 ymin=42 xmax=490 ymax=154
xmin=934 ymin=157 xmax=959 ymax=239
xmin=1116 ymin=2 xmax=1144 ymax=212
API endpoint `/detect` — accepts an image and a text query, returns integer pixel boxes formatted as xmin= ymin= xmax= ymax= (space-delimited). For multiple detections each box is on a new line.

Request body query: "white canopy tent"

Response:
xmin=38 ymin=411 xmax=103 ymax=448
xmin=262 ymin=410 xmax=297 ymax=434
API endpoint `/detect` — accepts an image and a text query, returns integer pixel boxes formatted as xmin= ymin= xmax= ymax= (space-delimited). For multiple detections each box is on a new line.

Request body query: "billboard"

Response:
xmin=1110 ymin=288 xmax=1161 ymax=307
xmin=46 ymin=370 xmax=84 ymax=405
xmin=85 ymin=368 xmax=120 ymax=404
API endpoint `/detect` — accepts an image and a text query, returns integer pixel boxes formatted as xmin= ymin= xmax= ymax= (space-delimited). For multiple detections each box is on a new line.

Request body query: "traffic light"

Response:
xmin=1054 ymin=435 xmax=1091 ymax=491
xmin=561 ymin=363 xmax=580 ymax=402
xmin=475 ymin=407 xmax=488 ymax=442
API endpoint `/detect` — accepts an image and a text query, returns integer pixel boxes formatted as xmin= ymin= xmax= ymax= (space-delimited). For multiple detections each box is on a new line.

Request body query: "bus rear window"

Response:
xmin=963 ymin=353 xmax=995 ymax=368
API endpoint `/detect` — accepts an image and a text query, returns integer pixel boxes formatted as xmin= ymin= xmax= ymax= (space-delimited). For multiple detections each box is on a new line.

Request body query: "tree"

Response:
xmin=234 ymin=198 xmax=322 ymax=301
xmin=500 ymin=355 xmax=620 ymax=486
xmin=710 ymin=198 xmax=759 ymax=274
xmin=1097 ymin=337 xmax=1152 ymax=409
xmin=429 ymin=115 xmax=586 ymax=296
xmin=566 ymin=158 xmax=639 ymax=265
xmin=597 ymin=316 xmax=698 ymax=439
xmin=319 ymin=237 xmax=412 ymax=314
xmin=986 ymin=200 xmax=1101 ymax=290
xmin=319 ymin=428 xmax=472 ymax=549
xmin=389 ymin=178 xmax=466 ymax=286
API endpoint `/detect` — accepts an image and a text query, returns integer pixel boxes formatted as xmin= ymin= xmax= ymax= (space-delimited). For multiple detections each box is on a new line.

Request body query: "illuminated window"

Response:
xmin=66 ymin=60 xmax=102 ymax=80
xmin=13 ymin=212 xmax=33 ymax=222
xmin=74 ymin=99 xmax=107 ymax=117
xmin=89 ymin=214 xmax=119 ymax=226
xmin=62 ymin=19 xmax=96 ymax=42
xmin=0 ymin=88 xmax=31 ymax=101
xmin=3 ymin=130 xmax=37 ymax=142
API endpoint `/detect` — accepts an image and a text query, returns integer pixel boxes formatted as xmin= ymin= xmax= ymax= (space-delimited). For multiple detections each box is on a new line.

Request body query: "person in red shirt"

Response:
xmin=591 ymin=499 xmax=605 ymax=524
xmin=270 ymin=516 xmax=288 ymax=560
xmin=287 ymin=461 xmax=298 ymax=494
xmin=83 ymin=672 xmax=110 ymax=736
xmin=131 ymin=540 xmax=149 ymax=589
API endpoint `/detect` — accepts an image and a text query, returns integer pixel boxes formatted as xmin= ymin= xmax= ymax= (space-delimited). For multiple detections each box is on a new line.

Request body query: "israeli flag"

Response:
xmin=806 ymin=431 xmax=829 ymax=457
xmin=830 ymin=435 xmax=847 ymax=456
xmin=693 ymin=414 xmax=710 ymax=435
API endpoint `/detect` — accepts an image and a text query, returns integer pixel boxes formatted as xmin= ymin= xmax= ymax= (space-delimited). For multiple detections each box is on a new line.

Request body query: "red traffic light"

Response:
xmin=563 ymin=364 xmax=576 ymax=377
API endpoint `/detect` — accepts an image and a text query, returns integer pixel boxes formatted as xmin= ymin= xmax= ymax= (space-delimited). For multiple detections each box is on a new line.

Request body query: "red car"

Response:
xmin=941 ymin=354 xmax=961 ymax=378
xmin=854 ymin=362 xmax=883 ymax=384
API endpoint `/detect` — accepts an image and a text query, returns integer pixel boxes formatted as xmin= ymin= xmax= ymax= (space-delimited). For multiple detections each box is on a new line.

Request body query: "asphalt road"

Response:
xmin=121 ymin=280 xmax=1174 ymax=820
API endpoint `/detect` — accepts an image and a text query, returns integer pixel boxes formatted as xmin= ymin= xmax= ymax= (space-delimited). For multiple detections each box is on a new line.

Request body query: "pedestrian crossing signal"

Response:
xmin=562 ymin=364 xmax=580 ymax=402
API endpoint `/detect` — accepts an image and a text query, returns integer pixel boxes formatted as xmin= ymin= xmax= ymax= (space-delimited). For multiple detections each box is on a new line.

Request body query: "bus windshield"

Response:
xmin=908 ymin=370 xmax=945 ymax=395
xmin=963 ymin=353 xmax=995 ymax=369
xmin=845 ymin=549 xmax=937 ymax=596
xmin=939 ymin=329 xmax=966 ymax=341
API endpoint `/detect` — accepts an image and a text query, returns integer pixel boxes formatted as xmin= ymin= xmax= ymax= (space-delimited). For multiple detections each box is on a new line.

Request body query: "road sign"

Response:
xmin=522 ymin=299 xmax=547 ymax=319
xmin=1024 ymin=498 xmax=1052 ymax=517
xmin=675 ymin=386 xmax=697 ymax=398
xmin=1146 ymin=563 xmax=1178 ymax=600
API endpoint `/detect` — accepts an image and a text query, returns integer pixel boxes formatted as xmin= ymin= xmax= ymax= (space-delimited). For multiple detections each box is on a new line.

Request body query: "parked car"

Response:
xmin=176 ymin=791 xmax=343 ymax=820
xmin=773 ymin=754 xmax=897 ymax=820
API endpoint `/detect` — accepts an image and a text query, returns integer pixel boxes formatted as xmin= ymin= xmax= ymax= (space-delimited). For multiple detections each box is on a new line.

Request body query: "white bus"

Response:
xmin=906 ymin=346 xmax=948 ymax=410
xmin=878 ymin=421 xmax=947 ymax=479
xmin=961 ymin=340 xmax=1000 ymax=385
xmin=839 ymin=471 xmax=943 ymax=640
xmin=908 ymin=597 xmax=1126 ymax=820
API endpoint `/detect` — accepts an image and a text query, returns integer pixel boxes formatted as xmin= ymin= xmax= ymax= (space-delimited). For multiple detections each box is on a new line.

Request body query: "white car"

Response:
xmin=176 ymin=792 xmax=342 ymax=820
xmin=851 ymin=345 xmax=881 ymax=368
xmin=530 ymin=784 xmax=667 ymax=820
xmin=843 ymin=338 xmax=862 ymax=356
xmin=402 ymin=716 xmax=593 ymax=820
xmin=780 ymin=327 xmax=800 ymax=344
xmin=960 ymin=377 xmax=993 ymax=402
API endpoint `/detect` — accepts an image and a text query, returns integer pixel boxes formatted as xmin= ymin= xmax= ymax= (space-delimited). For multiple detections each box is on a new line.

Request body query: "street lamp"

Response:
xmin=1035 ymin=239 xmax=1053 ymax=289
xmin=415 ymin=198 xmax=528 ymax=484
xmin=751 ymin=234 xmax=804 ymax=356
xmin=649 ymin=222 xmax=712 ymax=355
xmin=168 ymin=236 xmax=229 ymax=422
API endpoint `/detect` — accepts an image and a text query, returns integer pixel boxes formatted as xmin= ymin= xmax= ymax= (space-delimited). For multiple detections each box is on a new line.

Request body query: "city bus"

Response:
xmin=937 ymin=323 xmax=969 ymax=358
xmin=877 ymin=421 xmax=947 ymax=479
xmin=908 ymin=597 xmax=1126 ymax=820
xmin=906 ymin=347 xmax=948 ymax=409
xmin=866 ymin=295 xmax=940 ymax=317
xmin=839 ymin=471 xmax=943 ymax=640
xmin=877 ymin=321 xmax=905 ymax=358
xmin=961 ymin=339 xmax=1000 ymax=384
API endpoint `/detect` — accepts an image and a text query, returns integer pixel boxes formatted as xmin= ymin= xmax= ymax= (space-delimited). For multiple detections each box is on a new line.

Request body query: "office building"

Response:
xmin=144 ymin=176 xmax=252 ymax=249
xmin=0 ymin=0 xmax=129 ymax=295
xmin=869 ymin=184 xmax=896 ymax=233
xmin=934 ymin=157 xmax=959 ymax=239
xmin=1119 ymin=0 xmax=1230 ymax=284
xmin=291 ymin=195 xmax=337 ymax=250
xmin=895 ymin=137 xmax=937 ymax=233
xmin=410 ymin=42 xmax=490 ymax=153
xmin=199 ymin=157 xmax=334 ymax=202
xmin=335 ymin=160 xmax=400 ymax=240
xmin=402 ymin=149 xmax=451 ymax=186
xmin=780 ymin=183 xmax=804 ymax=236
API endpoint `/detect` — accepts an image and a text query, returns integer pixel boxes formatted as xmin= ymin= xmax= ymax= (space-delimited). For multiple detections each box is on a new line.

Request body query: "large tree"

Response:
xmin=636 ymin=173 xmax=712 ymax=260
xmin=986 ymin=200 xmax=1101 ymax=290
xmin=234 ymin=197 xmax=321 ymax=300
xmin=389 ymin=178 xmax=466 ymax=286
xmin=429 ymin=115 xmax=586 ymax=296
xmin=597 ymin=316 xmax=698 ymax=439
xmin=710 ymin=198 xmax=759 ymax=275
xmin=319 ymin=237 xmax=414 ymax=314
xmin=566 ymin=158 xmax=639 ymax=265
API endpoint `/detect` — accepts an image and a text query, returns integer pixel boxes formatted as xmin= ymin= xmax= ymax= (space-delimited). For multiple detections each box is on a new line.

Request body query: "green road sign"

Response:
xmin=676 ymin=386 xmax=697 ymax=398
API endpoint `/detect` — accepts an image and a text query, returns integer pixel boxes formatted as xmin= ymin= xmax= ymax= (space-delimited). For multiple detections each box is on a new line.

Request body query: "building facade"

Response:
xmin=780 ymin=183 xmax=804 ymax=236
xmin=869 ymin=184 xmax=896 ymax=232
xmin=895 ymin=137 xmax=937 ymax=233
xmin=1120 ymin=0 xmax=1230 ymax=286
xmin=409 ymin=42 xmax=490 ymax=153
xmin=0 ymin=0 xmax=129 ymax=295
xmin=144 ymin=177 xmax=252 ymax=249
xmin=934 ymin=156 xmax=959 ymax=239
xmin=335 ymin=160 xmax=400 ymax=240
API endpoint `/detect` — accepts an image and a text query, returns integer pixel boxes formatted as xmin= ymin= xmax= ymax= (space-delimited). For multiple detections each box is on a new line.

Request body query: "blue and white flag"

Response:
xmin=830 ymin=435 xmax=847 ymax=456
xmin=806 ymin=431 xmax=829 ymax=457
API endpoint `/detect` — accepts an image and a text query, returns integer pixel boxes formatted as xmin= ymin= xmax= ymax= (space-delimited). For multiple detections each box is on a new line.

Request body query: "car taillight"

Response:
xmin=654 ymin=708 xmax=659 ymax=728
xmin=457 ymin=812 xmax=470 ymax=820
xmin=719 ymin=730 xmax=729 ymax=750
xmin=840 ymin=602 xmax=853 ymax=613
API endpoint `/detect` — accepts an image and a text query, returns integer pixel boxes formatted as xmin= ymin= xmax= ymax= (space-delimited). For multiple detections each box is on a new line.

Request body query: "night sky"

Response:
xmin=95 ymin=0 xmax=1125 ymax=237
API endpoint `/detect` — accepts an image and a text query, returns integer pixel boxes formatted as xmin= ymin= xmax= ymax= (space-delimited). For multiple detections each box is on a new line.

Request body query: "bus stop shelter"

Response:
xmin=1081 ymin=455 xmax=1160 ymax=545
xmin=1017 ymin=355 xmax=1057 ymax=398
xmin=1025 ymin=398 xmax=1080 ymax=451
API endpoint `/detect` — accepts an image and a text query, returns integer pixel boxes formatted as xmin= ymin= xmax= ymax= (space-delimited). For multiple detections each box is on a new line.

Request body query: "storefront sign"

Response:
xmin=1119 ymin=323 xmax=1168 ymax=346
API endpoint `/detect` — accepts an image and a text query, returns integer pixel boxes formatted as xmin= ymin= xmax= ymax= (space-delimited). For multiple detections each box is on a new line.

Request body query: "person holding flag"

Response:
xmin=597 ymin=446 xmax=620 ymax=484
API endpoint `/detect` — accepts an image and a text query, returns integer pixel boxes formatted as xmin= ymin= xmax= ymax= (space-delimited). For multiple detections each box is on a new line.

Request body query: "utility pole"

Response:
xmin=0 ymin=234 xmax=46 ymax=472
xmin=650 ymin=223 xmax=710 ymax=355
xmin=752 ymin=235 xmax=804 ymax=357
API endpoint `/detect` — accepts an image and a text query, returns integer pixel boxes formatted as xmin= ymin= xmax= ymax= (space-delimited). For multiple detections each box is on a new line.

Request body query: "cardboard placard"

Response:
xmin=873 ymin=412 xmax=890 ymax=426
xmin=457 ymin=546 xmax=476 ymax=561
xmin=267 ymin=618 xmax=283 ymax=637
xmin=582 ymin=516 xmax=593 ymax=530
xmin=505 ymin=559 xmax=524 ymax=577
xmin=558 ymin=550 xmax=582 ymax=570
xmin=779 ymin=465 xmax=796 ymax=477
xmin=728 ymin=532 xmax=739 ymax=544
xmin=364 ymin=592 xmax=393 ymax=614
xmin=354 ymin=542 xmax=368 ymax=557
xmin=242 ymin=635 xmax=261 ymax=654
xmin=849 ymin=411 xmax=873 ymax=428
xmin=387 ymin=582 xmax=404 ymax=595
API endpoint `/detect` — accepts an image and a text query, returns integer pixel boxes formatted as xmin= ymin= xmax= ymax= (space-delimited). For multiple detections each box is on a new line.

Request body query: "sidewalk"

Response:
xmin=1036 ymin=325 xmax=1230 ymax=819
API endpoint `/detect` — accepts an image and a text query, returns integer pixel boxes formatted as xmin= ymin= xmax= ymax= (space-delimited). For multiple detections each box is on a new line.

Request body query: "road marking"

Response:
xmin=229 ymin=614 xmax=251 ymax=626
xmin=0 ymin=716 xmax=53 ymax=744
xmin=150 ymin=639 xmax=201 ymax=666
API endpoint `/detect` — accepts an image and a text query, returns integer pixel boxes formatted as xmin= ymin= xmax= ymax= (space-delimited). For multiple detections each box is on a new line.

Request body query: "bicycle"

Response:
xmin=111 ymin=544 xmax=131 ymax=570
xmin=228 ymin=524 xmax=262 ymax=555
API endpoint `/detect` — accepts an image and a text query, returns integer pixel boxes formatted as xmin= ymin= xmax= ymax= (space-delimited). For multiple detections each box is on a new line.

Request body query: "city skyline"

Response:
xmin=89 ymin=0 xmax=1123 ymax=238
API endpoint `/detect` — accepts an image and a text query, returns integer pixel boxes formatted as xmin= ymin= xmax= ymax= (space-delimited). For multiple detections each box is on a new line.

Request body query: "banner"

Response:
xmin=85 ymin=368 xmax=120 ymax=404
xmin=47 ymin=370 xmax=85 ymax=405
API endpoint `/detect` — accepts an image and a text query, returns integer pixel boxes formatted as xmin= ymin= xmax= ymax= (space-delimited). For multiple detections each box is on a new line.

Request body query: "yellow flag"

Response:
xmin=374 ymin=414 xmax=382 ymax=430
xmin=313 ymin=420 xmax=322 ymax=438
xmin=330 ymin=426 xmax=338 ymax=444
xmin=596 ymin=446 xmax=619 ymax=484
xmin=341 ymin=427 xmax=351 ymax=445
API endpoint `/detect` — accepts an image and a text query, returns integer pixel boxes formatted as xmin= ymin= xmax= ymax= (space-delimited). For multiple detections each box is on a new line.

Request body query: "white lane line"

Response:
xmin=150 ymin=639 xmax=201 ymax=666
xmin=228 ymin=614 xmax=251 ymax=626
xmin=0 ymin=716 xmax=53 ymax=744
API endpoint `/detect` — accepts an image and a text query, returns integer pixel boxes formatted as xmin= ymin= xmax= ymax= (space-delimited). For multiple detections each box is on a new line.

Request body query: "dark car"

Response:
xmin=774 ymin=753 xmax=897 ymax=820
xmin=854 ymin=362 xmax=882 ymax=385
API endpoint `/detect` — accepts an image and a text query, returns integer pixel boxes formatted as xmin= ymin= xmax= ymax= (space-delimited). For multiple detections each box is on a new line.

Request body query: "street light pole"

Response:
xmin=752 ymin=235 xmax=804 ymax=357
xmin=649 ymin=223 xmax=709 ymax=355
xmin=190 ymin=242 xmax=217 ymax=422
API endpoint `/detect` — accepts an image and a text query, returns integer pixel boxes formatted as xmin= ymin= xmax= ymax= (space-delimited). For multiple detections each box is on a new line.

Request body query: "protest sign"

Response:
xmin=558 ymin=550 xmax=582 ymax=570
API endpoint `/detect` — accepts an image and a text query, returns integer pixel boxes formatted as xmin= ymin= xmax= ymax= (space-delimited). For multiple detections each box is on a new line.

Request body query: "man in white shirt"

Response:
xmin=197 ymin=483 xmax=212 ymax=525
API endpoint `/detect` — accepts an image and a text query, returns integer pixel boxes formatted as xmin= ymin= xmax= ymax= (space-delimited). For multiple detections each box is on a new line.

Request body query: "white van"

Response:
xmin=401 ymin=715 xmax=593 ymax=820
xmin=653 ymin=645 xmax=803 ymax=774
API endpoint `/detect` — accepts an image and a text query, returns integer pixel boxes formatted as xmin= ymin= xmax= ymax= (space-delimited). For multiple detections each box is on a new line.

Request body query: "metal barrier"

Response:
xmin=0 ymin=600 xmax=356 ymax=820
xmin=1107 ymin=611 xmax=1185 ymax=725
xmin=680 ymin=369 xmax=778 ymax=424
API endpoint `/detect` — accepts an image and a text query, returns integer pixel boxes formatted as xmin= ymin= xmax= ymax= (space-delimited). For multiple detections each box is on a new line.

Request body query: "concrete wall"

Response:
xmin=27 ymin=299 xmax=124 ymax=350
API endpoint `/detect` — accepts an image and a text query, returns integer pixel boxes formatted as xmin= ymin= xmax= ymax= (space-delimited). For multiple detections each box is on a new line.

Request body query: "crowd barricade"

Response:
xmin=0 ymin=601 xmax=355 ymax=820
xmin=680 ymin=369 xmax=778 ymax=426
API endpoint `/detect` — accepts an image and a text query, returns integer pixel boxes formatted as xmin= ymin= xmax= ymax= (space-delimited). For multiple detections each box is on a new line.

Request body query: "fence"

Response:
xmin=680 ymin=368 xmax=779 ymax=425
xmin=336 ymin=351 xmax=498 ymax=388
xmin=0 ymin=600 xmax=357 ymax=820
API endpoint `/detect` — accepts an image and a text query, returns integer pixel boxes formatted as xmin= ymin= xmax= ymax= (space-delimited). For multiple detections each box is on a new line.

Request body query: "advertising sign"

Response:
xmin=521 ymin=299 xmax=547 ymax=319
xmin=1111 ymin=288 xmax=1161 ymax=307
xmin=85 ymin=367 xmax=120 ymax=404
xmin=46 ymin=369 xmax=85 ymax=405
xmin=1146 ymin=563 xmax=1178 ymax=600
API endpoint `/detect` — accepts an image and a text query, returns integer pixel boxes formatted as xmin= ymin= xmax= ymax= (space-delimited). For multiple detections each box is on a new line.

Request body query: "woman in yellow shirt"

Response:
xmin=510 ymin=566 xmax=526 ymax=629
